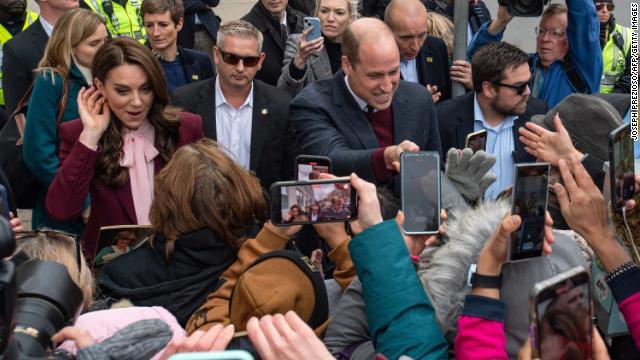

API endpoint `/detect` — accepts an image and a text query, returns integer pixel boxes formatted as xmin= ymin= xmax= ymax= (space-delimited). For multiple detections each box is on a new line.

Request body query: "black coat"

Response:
xmin=97 ymin=228 xmax=237 ymax=327
xmin=165 ymin=46 xmax=215 ymax=91
xmin=242 ymin=3 xmax=305 ymax=86
xmin=171 ymin=78 xmax=294 ymax=190
xmin=2 ymin=20 xmax=48 ymax=116
xmin=178 ymin=0 xmax=220 ymax=49
xmin=404 ymin=36 xmax=452 ymax=101
xmin=436 ymin=91 xmax=548 ymax=163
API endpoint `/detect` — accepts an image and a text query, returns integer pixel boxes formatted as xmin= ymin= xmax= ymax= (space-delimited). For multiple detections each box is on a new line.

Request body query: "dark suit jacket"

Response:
xmin=2 ymin=20 xmax=48 ymax=116
xmin=290 ymin=70 xmax=442 ymax=184
xmin=46 ymin=113 xmax=204 ymax=259
xmin=436 ymin=91 xmax=548 ymax=163
xmin=177 ymin=46 xmax=215 ymax=84
xmin=171 ymin=78 xmax=292 ymax=190
xmin=242 ymin=2 xmax=304 ymax=86
xmin=178 ymin=0 xmax=220 ymax=49
xmin=408 ymin=36 xmax=452 ymax=101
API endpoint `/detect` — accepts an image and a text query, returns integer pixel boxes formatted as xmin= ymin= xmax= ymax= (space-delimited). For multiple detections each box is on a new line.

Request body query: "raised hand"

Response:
xmin=77 ymin=86 xmax=110 ymax=148
xmin=450 ymin=60 xmax=473 ymax=91
xmin=518 ymin=114 xmax=582 ymax=166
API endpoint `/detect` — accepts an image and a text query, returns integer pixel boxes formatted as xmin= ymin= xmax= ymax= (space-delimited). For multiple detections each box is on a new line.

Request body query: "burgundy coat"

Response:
xmin=46 ymin=112 xmax=204 ymax=260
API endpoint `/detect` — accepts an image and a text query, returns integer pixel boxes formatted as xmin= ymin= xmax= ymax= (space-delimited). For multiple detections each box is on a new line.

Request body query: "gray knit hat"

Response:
xmin=530 ymin=94 xmax=623 ymax=162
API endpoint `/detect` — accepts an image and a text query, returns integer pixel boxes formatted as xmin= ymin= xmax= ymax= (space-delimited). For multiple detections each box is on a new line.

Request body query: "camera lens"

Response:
xmin=4 ymin=260 xmax=83 ymax=357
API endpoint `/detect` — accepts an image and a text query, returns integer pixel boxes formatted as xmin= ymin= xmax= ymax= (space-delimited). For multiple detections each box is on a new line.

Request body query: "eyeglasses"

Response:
xmin=595 ymin=3 xmax=614 ymax=11
xmin=218 ymin=49 xmax=261 ymax=67
xmin=491 ymin=81 xmax=530 ymax=95
xmin=15 ymin=229 xmax=82 ymax=274
xmin=534 ymin=26 xmax=566 ymax=39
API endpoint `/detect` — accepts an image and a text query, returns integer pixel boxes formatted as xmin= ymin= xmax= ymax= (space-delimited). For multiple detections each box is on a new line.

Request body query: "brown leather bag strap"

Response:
xmin=54 ymin=69 xmax=70 ymax=126
xmin=11 ymin=81 xmax=36 ymax=118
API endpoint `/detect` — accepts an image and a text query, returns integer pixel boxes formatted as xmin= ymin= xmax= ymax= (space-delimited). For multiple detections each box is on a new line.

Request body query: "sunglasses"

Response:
xmin=491 ymin=81 xmax=530 ymax=95
xmin=595 ymin=3 xmax=614 ymax=11
xmin=218 ymin=49 xmax=261 ymax=67
xmin=15 ymin=229 xmax=82 ymax=274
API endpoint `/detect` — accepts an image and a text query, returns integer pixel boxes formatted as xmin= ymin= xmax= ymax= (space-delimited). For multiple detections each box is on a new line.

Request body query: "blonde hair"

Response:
xmin=37 ymin=8 xmax=106 ymax=80
xmin=14 ymin=231 xmax=94 ymax=309
xmin=426 ymin=12 xmax=454 ymax=57
xmin=314 ymin=0 xmax=358 ymax=20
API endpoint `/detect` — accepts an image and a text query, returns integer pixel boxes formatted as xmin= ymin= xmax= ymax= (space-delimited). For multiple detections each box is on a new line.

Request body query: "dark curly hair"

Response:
xmin=91 ymin=37 xmax=180 ymax=187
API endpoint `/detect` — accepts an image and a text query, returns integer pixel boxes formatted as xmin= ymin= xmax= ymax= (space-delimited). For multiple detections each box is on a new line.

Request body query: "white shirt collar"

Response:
xmin=40 ymin=16 xmax=54 ymax=37
xmin=344 ymin=75 xmax=369 ymax=112
xmin=215 ymin=76 xmax=254 ymax=109
xmin=281 ymin=10 xmax=287 ymax=26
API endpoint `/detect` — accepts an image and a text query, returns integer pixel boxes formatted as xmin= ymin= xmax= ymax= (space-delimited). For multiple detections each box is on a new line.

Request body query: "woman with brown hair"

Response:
xmin=95 ymin=139 xmax=269 ymax=326
xmin=46 ymin=37 xmax=204 ymax=261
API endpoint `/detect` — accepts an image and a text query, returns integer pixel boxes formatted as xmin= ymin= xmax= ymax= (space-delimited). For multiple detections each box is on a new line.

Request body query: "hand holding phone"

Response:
xmin=609 ymin=123 xmax=635 ymax=212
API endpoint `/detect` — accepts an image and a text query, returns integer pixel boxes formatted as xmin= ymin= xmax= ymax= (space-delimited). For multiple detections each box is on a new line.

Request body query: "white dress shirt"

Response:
xmin=215 ymin=76 xmax=253 ymax=170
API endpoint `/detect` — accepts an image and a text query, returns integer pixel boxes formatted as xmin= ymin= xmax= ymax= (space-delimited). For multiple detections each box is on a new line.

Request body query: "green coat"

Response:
xmin=23 ymin=64 xmax=88 ymax=236
xmin=348 ymin=220 xmax=448 ymax=359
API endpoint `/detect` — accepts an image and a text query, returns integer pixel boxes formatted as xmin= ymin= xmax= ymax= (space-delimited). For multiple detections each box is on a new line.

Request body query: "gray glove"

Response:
xmin=76 ymin=319 xmax=172 ymax=360
xmin=444 ymin=148 xmax=497 ymax=202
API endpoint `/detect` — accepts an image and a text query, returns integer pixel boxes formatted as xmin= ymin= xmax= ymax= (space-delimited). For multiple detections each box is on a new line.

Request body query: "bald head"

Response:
xmin=342 ymin=17 xmax=397 ymax=65
xmin=384 ymin=0 xmax=429 ymax=60
xmin=384 ymin=0 xmax=428 ymax=28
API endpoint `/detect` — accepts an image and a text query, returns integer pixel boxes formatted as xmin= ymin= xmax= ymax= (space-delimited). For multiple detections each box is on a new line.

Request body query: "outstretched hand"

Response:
xmin=445 ymin=148 xmax=497 ymax=201
xmin=519 ymin=114 xmax=582 ymax=166
xmin=77 ymin=86 xmax=110 ymax=148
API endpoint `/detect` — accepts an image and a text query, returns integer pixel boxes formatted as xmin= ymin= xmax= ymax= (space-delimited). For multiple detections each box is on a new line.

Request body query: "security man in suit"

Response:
xmin=290 ymin=17 xmax=442 ymax=188
xmin=384 ymin=0 xmax=454 ymax=102
xmin=437 ymin=42 xmax=548 ymax=199
xmin=81 ymin=0 xmax=146 ymax=42
xmin=171 ymin=20 xmax=292 ymax=190
xmin=0 ymin=0 xmax=37 ymax=112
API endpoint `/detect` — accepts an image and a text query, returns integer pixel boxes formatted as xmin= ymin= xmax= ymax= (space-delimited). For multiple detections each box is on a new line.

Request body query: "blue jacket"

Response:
xmin=348 ymin=220 xmax=448 ymax=359
xmin=468 ymin=0 xmax=602 ymax=108
xmin=23 ymin=64 xmax=87 ymax=236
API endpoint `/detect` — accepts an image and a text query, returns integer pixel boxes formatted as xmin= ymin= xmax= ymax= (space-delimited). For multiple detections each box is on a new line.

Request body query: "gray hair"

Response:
xmin=216 ymin=20 xmax=264 ymax=53
xmin=418 ymin=199 xmax=511 ymax=343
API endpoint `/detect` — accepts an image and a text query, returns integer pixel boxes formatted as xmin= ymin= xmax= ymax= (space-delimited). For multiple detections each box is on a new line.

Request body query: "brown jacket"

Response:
xmin=185 ymin=223 xmax=355 ymax=334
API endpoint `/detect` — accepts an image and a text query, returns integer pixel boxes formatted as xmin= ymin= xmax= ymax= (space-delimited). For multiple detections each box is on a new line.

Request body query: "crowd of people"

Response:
xmin=0 ymin=0 xmax=637 ymax=358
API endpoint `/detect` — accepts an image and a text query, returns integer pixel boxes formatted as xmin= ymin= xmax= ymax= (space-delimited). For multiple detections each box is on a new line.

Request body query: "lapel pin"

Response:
xmin=192 ymin=75 xmax=199 ymax=81
xmin=426 ymin=57 xmax=433 ymax=63
xmin=261 ymin=108 xmax=268 ymax=115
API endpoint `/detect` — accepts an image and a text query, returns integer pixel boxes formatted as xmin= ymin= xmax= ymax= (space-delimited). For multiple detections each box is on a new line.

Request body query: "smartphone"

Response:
xmin=508 ymin=163 xmax=550 ymax=262
xmin=530 ymin=266 xmax=592 ymax=360
xmin=303 ymin=17 xmax=322 ymax=41
xmin=270 ymin=177 xmax=357 ymax=226
xmin=295 ymin=155 xmax=332 ymax=180
xmin=465 ymin=129 xmax=488 ymax=153
xmin=168 ymin=350 xmax=254 ymax=360
xmin=400 ymin=152 xmax=441 ymax=235
xmin=0 ymin=185 xmax=9 ymax=219
xmin=609 ymin=123 xmax=635 ymax=212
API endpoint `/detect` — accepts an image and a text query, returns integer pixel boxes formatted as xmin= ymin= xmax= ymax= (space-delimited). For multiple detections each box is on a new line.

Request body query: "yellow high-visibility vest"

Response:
xmin=83 ymin=0 xmax=146 ymax=43
xmin=600 ymin=23 xmax=633 ymax=93
xmin=0 ymin=11 xmax=39 ymax=106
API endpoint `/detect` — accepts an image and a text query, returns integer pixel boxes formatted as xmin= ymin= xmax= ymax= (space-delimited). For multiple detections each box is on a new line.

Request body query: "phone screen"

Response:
xmin=401 ymin=152 xmax=440 ymax=234
xmin=466 ymin=130 xmax=488 ymax=153
xmin=271 ymin=179 xmax=356 ymax=225
xmin=534 ymin=271 xmax=592 ymax=360
xmin=610 ymin=124 xmax=635 ymax=211
xmin=297 ymin=163 xmax=330 ymax=181
xmin=510 ymin=164 xmax=549 ymax=261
